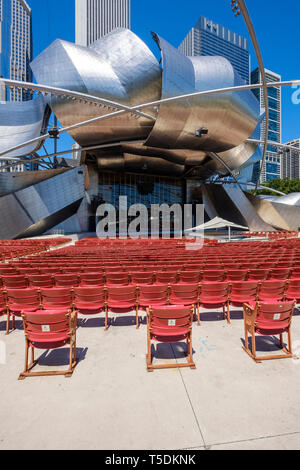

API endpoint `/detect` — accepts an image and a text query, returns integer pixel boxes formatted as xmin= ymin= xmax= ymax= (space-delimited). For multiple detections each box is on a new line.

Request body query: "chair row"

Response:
xmin=1 ymin=268 xmax=300 ymax=289
xmin=1 ymin=280 xmax=300 ymax=333
xmin=3 ymin=262 xmax=300 ymax=273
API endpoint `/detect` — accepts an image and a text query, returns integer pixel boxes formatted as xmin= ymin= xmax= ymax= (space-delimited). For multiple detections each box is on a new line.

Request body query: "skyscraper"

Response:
xmin=281 ymin=139 xmax=300 ymax=180
xmin=75 ymin=0 xmax=131 ymax=47
xmin=251 ymin=68 xmax=282 ymax=183
xmin=0 ymin=0 xmax=32 ymax=102
xmin=178 ymin=16 xmax=250 ymax=83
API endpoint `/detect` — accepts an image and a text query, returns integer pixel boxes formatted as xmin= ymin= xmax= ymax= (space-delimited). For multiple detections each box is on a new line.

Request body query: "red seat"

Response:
xmin=73 ymin=287 xmax=105 ymax=315
xmin=104 ymin=267 xmax=125 ymax=273
xmin=0 ymin=267 xmax=18 ymax=276
xmin=130 ymin=272 xmax=154 ymax=285
xmin=40 ymin=288 xmax=73 ymax=310
xmin=54 ymin=274 xmax=79 ymax=288
xmin=226 ymin=270 xmax=248 ymax=282
xmin=185 ymin=264 xmax=203 ymax=271
xmin=284 ymin=279 xmax=300 ymax=303
xmin=19 ymin=310 xmax=77 ymax=380
xmin=179 ymin=271 xmax=200 ymax=284
xmin=146 ymin=306 xmax=195 ymax=371
xmin=106 ymin=286 xmax=139 ymax=329
xmin=6 ymin=289 xmax=41 ymax=334
xmin=198 ymin=282 xmax=230 ymax=325
xmin=243 ymin=302 xmax=295 ymax=362
xmin=269 ymin=269 xmax=291 ymax=281
xmin=257 ymin=281 xmax=287 ymax=302
xmin=40 ymin=268 xmax=62 ymax=275
xmin=156 ymin=272 xmax=178 ymax=284
xmin=228 ymin=281 xmax=258 ymax=323
xmin=27 ymin=275 xmax=54 ymax=289
xmin=276 ymin=262 xmax=294 ymax=269
xmin=105 ymin=273 xmax=130 ymax=286
xmin=138 ymin=285 xmax=169 ymax=309
xmin=201 ymin=270 xmax=226 ymax=283
xmin=169 ymin=283 xmax=199 ymax=305
xmin=290 ymin=268 xmax=300 ymax=280
xmin=126 ymin=266 xmax=145 ymax=272
xmin=62 ymin=267 xmax=83 ymax=274
xmin=248 ymin=269 xmax=270 ymax=281
xmin=17 ymin=268 xmax=40 ymax=276
xmin=2 ymin=275 xmax=28 ymax=289
xmin=79 ymin=273 xmax=105 ymax=287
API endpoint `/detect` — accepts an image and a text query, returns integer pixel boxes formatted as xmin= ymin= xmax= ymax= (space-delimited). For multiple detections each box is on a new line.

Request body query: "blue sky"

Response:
xmin=29 ymin=0 xmax=300 ymax=156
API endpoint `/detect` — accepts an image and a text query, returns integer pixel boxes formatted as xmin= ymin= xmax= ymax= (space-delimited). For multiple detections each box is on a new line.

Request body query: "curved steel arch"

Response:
xmin=0 ymin=79 xmax=299 ymax=160
xmin=235 ymin=0 xmax=269 ymax=191
xmin=0 ymin=78 xmax=155 ymax=121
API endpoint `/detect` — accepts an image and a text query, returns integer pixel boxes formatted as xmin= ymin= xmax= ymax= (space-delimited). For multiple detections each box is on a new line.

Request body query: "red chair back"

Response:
xmin=28 ymin=275 xmax=53 ymax=288
xmin=169 ymin=284 xmax=199 ymax=305
xmin=40 ymin=288 xmax=73 ymax=310
xmin=201 ymin=270 xmax=226 ymax=282
xmin=106 ymin=286 xmax=137 ymax=306
xmin=130 ymin=272 xmax=154 ymax=285
xmin=270 ymin=269 xmax=291 ymax=280
xmin=54 ymin=274 xmax=79 ymax=287
xmin=105 ymin=273 xmax=130 ymax=286
xmin=227 ymin=270 xmax=248 ymax=281
xmin=285 ymin=279 xmax=300 ymax=301
xmin=2 ymin=275 xmax=28 ymax=289
xmin=258 ymin=281 xmax=287 ymax=302
xmin=179 ymin=271 xmax=200 ymax=284
xmin=73 ymin=287 xmax=105 ymax=310
xmin=248 ymin=269 xmax=270 ymax=281
xmin=6 ymin=289 xmax=41 ymax=313
xmin=22 ymin=310 xmax=71 ymax=346
xmin=256 ymin=302 xmax=295 ymax=333
xmin=79 ymin=273 xmax=105 ymax=286
xmin=139 ymin=285 xmax=169 ymax=306
xmin=149 ymin=306 xmax=192 ymax=339
xmin=156 ymin=272 xmax=178 ymax=284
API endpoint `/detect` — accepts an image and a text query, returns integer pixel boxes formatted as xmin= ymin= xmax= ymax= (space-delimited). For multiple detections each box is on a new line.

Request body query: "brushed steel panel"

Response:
xmin=247 ymin=193 xmax=300 ymax=231
xmin=0 ymin=167 xmax=85 ymax=239
xmin=146 ymin=34 xmax=260 ymax=158
xmin=0 ymin=96 xmax=50 ymax=158
xmin=31 ymin=29 xmax=162 ymax=148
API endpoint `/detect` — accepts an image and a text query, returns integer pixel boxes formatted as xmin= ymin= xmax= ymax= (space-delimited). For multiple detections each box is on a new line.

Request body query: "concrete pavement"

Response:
xmin=1 ymin=307 xmax=300 ymax=450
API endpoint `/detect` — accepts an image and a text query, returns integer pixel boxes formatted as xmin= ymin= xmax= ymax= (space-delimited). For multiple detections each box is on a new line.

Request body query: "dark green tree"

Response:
xmin=251 ymin=179 xmax=300 ymax=196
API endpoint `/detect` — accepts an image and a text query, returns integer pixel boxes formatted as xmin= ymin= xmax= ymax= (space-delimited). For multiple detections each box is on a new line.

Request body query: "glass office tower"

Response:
xmin=179 ymin=16 xmax=250 ymax=83
xmin=251 ymin=68 xmax=282 ymax=183
xmin=281 ymin=139 xmax=300 ymax=180
xmin=0 ymin=0 xmax=32 ymax=102
xmin=75 ymin=0 xmax=131 ymax=46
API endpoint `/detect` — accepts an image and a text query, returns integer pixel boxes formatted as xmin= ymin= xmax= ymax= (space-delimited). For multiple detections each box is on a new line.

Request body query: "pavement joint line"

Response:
xmin=170 ymin=343 xmax=207 ymax=450
xmin=183 ymin=430 xmax=300 ymax=450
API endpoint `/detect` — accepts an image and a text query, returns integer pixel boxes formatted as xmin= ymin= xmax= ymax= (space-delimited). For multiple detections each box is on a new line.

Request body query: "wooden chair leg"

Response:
xmin=197 ymin=306 xmax=201 ymax=326
xmin=104 ymin=306 xmax=109 ymax=331
xmin=136 ymin=306 xmax=139 ymax=329
xmin=189 ymin=334 xmax=196 ymax=369
xmin=227 ymin=302 xmax=231 ymax=324
xmin=280 ymin=333 xmax=284 ymax=349
xmin=251 ymin=333 xmax=258 ymax=362
xmin=18 ymin=340 xmax=29 ymax=380
xmin=287 ymin=329 xmax=292 ymax=354
xmin=6 ymin=312 xmax=10 ymax=335
xmin=244 ymin=326 xmax=249 ymax=351
xmin=146 ymin=335 xmax=153 ymax=372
